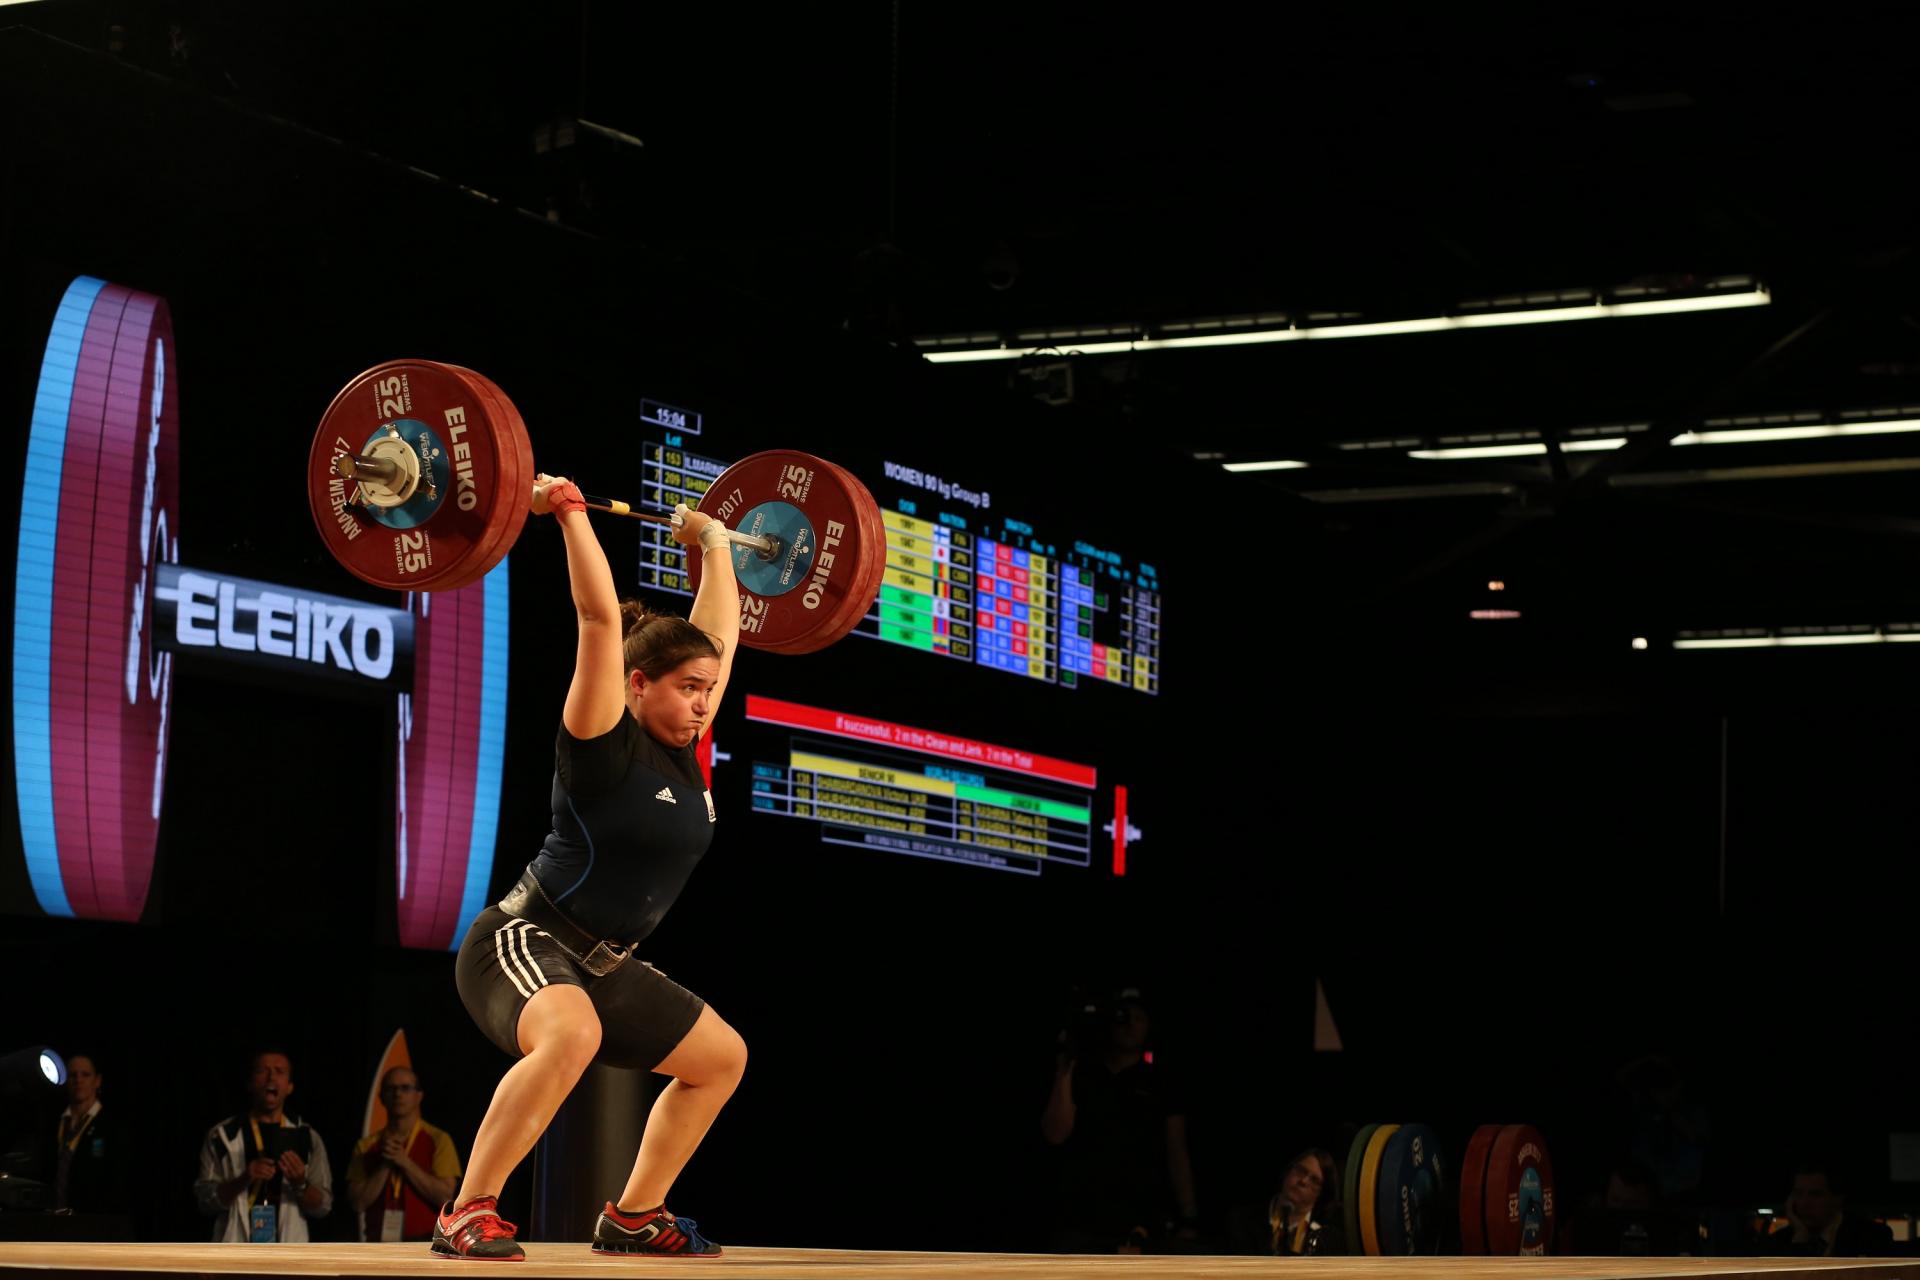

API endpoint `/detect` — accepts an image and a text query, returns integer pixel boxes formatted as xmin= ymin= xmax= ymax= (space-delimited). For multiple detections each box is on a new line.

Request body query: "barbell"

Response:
xmin=306 ymin=359 xmax=887 ymax=655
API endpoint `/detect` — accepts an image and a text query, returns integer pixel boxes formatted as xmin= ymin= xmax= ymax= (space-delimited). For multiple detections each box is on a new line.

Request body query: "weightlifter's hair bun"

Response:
xmin=620 ymin=599 xmax=654 ymax=638
xmin=619 ymin=598 xmax=721 ymax=679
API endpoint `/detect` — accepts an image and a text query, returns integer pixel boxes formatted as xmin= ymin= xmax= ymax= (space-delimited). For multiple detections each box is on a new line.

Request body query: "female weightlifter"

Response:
xmin=434 ymin=474 xmax=745 ymax=1259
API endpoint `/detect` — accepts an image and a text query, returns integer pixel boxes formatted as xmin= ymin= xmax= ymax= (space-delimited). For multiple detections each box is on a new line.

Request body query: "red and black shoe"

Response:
xmin=431 ymin=1196 xmax=525 ymax=1261
xmin=591 ymin=1201 xmax=721 ymax=1257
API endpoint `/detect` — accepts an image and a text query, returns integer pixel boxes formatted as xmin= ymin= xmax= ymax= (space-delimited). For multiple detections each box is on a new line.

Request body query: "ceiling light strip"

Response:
xmin=1673 ymin=419 xmax=1920 ymax=445
xmin=1405 ymin=439 xmax=1628 ymax=461
xmin=1675 ymin=632 xmax=1903 ymax=650
xmin=921 ymin=287 xmax=1770 ymax=363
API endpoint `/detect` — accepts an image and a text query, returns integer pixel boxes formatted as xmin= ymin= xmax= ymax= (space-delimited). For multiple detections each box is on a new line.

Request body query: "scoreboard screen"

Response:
xmin=637 ymin=406 xmax=1162 ymax=696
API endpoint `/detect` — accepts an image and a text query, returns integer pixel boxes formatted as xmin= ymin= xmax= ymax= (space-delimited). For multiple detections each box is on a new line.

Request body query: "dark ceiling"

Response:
xmin=11 ymin=0 xmax=1920 ymax=651
xmin=19 ymin=4 xmax=1920 ymax=325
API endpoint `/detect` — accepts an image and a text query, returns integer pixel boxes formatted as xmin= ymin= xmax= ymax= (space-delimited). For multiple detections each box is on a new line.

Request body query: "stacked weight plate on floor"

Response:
xmin=1374 ymin=1123 xmax=1447 ymax=1254
xmin=1341 ymin=1124 xmax=1380 ymax=1255
xmin=1342 ymin=1123 xmax=1448 ymax=1255
xmin=1458 ymin=1123 xmax=1556 ymax=1255
xmin=686 ymin=450 xmax=886 ymax=654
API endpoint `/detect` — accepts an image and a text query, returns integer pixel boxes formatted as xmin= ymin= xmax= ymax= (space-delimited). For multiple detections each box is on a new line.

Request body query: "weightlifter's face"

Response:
xmin=630 ymin=657 xmax=719 ymax=747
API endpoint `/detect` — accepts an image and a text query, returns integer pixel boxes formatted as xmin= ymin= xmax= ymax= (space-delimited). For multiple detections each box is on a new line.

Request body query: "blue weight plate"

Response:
xmin=1373 ymin=1122 xmax=1446 ymax=1254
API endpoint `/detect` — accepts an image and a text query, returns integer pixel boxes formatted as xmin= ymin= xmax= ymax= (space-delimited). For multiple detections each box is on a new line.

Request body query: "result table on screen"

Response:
xmin=744 ymin=696 xmax=1098 ymax=877
xmin=635 ymin=430 xmax=1160 ymax=695
xmin=635 ymin=440 xmax=723 ymax=596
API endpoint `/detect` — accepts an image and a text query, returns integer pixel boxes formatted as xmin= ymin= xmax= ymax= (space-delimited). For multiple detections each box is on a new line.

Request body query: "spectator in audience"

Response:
xmin=1039 ymin=986 xmax=1198 ymax=1253
xmin=1565 ymin=1156 xmax=1694 ymax=1255
xmin=1613 ymin=1053 xmax=1711 ymax=1204
xmin=47 ymin=1051 xmax=126 ymax=1214
xmin=1223 ymin=1142 xmax=1341 ymax=1257
xmin=1762 ymin=1158 xmax=1893 ymax=1257
xmin=346 ymin=1066 xmax=462 ymax=1242
xmin=193 ymin=1050 xmax=332 ymax=1242
xmin=1263 ymin=1147 xmax=1339 ymax=1256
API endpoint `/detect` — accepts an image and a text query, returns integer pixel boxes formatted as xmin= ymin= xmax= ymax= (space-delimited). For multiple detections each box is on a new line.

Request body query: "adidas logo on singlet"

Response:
xmin=654 ymin=787 xmax=677 ymax=804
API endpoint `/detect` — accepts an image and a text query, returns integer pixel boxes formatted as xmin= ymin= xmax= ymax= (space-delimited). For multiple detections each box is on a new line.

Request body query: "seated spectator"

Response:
xmin=1263 ymin=1147 xmax=1339 ymax=1256
xmin=193 ymin=1050 xmax=333 ymax=1242
xmin=1566 ymin=1157 xmax=1694 ymax=1256
xmin=1762 ymin=1158 xmax=1894 ymax=1257
xmin=345 ymin=1066 xmax=461 ymax=1242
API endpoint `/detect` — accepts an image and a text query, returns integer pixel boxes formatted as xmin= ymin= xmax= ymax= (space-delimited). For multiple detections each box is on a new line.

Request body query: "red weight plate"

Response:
xmin=1457 ymin=1123 xmax=1499 ymax=1255
xmin=405 ymin=364 xmax=500 ymax=593
xmin=398 ymin=360 xmax=525 ymax=593
xmin=759 ymin=457 xmax=884 ymax=655
xmin=308 ymin=359 xmax=507 ymax=591
xmin=1482 ymin=1123 xmax=1556 ymax=1256
xmin=46 ymin=286 xmax=122 ymax=920
xmin=467 ymin=366 xmax=534 ymax=560
xmin=485 ymin=371 xmax=535 ymax=585
xmin=38 ymin=281 xmax=178 ymax=922
xmin=425 ymin=365 xmax=531 ymax=592
xmin=828 ymin=462 xmax=888 ymax=653
xmin=92 ymin=289 xmax=175 ymax=921
xmin=397 ymin=581 xmax=481 ymax=948
xmin=686 ymin=450 xmax=884 ymax=654
xmin=460 ymin=367 xmax=532 ymax=589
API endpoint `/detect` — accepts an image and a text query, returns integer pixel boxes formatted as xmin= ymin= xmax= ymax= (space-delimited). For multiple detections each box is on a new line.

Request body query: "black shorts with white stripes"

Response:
xmin=454 ymin=905 xmax=706 ymax=1070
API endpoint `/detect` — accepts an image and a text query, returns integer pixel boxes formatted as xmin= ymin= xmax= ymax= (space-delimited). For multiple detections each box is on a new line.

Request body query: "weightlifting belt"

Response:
xmin=498 ymin=869 xmax=634 ymax=978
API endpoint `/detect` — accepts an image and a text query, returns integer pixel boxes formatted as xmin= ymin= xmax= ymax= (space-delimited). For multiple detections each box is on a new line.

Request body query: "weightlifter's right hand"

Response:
xmin=532 ymin=472 xmax=586 ymax=517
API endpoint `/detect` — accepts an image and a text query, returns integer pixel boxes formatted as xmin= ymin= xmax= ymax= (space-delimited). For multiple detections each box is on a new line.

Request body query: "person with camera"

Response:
xmin=1039 ymin=986 xmax=1199 ymax=1253
xmin=193 ymin=1051 xmax=332 ymax=1243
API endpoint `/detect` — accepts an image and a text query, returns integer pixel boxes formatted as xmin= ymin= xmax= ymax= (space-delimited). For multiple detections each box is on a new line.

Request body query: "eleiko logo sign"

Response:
xmin=152 ymin=565 xmax=413 ymax=685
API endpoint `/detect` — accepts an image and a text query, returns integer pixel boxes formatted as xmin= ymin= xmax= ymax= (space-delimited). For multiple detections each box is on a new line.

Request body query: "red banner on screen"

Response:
xmin=744 ymin=695 xmax=1096 ymax=789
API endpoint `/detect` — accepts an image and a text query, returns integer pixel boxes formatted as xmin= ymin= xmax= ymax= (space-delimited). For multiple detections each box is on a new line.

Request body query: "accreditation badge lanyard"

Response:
xmin=59 ymin=1107 xmax=98 ymax=1152
xmin=386 ymin=1119 xmax=422 ymax=1204
xmin=375 ymin=1119 xmax=422 ymax=1242
xmin=246 ymin=1117 xmax=282 ymax=1243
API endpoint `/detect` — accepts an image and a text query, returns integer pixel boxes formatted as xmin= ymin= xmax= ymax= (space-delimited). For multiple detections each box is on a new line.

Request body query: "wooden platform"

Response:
xmin=1 ymin=1244 xmax=1917 ymax=1280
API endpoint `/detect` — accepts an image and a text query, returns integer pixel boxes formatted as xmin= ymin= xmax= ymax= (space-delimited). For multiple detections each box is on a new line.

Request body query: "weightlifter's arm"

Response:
xmin=534 ymin=474 xmax=625 ymax=738
xmin=676 ymin=503 xmax=741 ymax=732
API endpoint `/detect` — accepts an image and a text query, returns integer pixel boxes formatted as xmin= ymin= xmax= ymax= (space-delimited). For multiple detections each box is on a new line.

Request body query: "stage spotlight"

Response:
xmin=0 ymin=1045 xmax=66 ymax=1103
xmin=0 ymin=1045 xmax=65 ymax=1207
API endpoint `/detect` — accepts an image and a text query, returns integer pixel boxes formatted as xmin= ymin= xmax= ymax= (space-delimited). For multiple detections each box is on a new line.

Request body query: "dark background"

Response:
xmin=3 ymin=0 xmax=1918 ymax=1253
